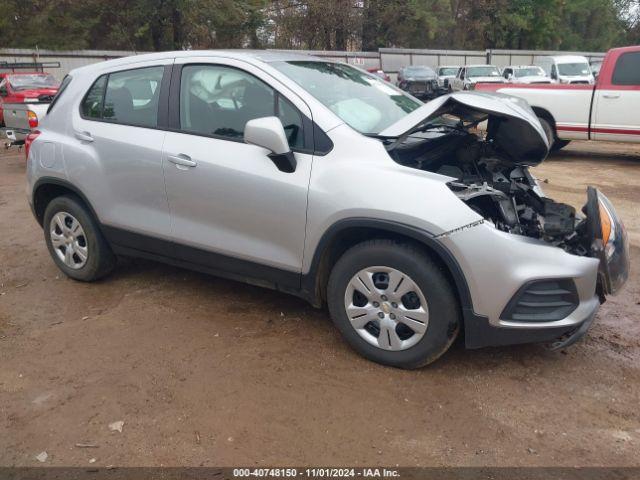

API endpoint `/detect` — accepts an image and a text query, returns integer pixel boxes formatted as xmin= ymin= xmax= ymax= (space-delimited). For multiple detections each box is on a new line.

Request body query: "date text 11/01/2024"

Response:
xmin=233 ymin=468 xmax=400 ymax=478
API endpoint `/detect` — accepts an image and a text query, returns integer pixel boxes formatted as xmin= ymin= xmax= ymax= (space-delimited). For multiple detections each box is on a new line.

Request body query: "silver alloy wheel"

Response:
xmin=344 ymin=266 xmax=429 ymax=351
xmin=49 ymin=211 xmax=88 ymax=270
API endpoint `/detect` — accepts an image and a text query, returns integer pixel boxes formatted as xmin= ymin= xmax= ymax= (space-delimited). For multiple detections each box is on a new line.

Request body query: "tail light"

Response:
xmin=25 ymin=130 xmax=41 ymax=161
xmin=27 ymin=110 xmax=39 ymax=129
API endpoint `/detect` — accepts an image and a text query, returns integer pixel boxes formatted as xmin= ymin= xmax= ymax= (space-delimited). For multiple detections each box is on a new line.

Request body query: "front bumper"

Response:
xmin=400 ymin=80 xmax=439 ymax=98
xmin=464 ymin=294 xmax=600 ymax=349
xmin=440 ymin=191 xmax=628 ymax=349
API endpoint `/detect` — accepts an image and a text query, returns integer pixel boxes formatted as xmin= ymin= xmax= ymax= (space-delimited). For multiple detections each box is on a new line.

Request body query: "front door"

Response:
xmin=161 ymin=58 xmax=313 ymax=284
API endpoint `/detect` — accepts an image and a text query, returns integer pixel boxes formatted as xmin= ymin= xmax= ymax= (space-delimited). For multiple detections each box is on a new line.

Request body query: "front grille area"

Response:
xmin=408 ymin=81 xmax=431 ymax=93
xmin=500 ymin=279 xmax=579 ymax=322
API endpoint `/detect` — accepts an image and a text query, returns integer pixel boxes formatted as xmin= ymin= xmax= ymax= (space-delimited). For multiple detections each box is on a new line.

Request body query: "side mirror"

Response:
xmin=245 ymin=116 xmax=296 ymax=173
xmin=0 ymin=87 xmax=7 ymax=97
xmin=507 ymin=73 xmax=513 ymax=80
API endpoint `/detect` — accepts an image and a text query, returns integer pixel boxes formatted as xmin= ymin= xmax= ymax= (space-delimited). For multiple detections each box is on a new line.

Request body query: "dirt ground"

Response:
xmin=0 ymin=140 xmax=639 ymax=468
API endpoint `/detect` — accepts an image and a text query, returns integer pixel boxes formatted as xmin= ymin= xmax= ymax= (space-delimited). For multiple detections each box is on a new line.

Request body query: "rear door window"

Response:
xmin=103 ymin=66 xmax=164 ymax=127
xmin=612 ymin=52 xmax=640 ymax=85
xmin=80 ymin=66 xmax=164 ymax=127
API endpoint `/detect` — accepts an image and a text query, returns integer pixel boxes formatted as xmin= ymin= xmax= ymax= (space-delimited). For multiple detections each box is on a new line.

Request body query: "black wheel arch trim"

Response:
xmin=301 ymin=217 xmax=497 ymax=347
xmin=301 ymin=217 xmax=478 ymax=316
xmin=31 ymin=177 xmax=101 ymax=227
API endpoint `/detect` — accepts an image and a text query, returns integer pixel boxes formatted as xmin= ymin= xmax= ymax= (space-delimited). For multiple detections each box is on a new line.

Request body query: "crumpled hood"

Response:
xmin=378 ymin=91 xmax=550 ymax=166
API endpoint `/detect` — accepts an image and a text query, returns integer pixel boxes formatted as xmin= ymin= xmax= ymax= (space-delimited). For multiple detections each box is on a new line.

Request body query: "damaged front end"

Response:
xmin=379 ymin=92 xmax=629 ymax=299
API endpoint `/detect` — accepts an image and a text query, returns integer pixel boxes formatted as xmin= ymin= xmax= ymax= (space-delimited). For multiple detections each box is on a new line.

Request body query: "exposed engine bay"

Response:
xmin=387 ymin=124 xmax=589 ymax=256
xmin=377 ymin=92 xmax=628 ymax=297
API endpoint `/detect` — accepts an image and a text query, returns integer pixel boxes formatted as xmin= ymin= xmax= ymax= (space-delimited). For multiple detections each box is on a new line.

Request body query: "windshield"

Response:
xmin=8 ymin=73 xmax=58 ymax=90
xmin=467 ymin=66 xmax=501 ymax=77
xmin=438 ymin=67 xmax=459 ymax=76
xmin=515 ymin=67 xmax=545 ymax=77
xmin=557 ymin=63 xmax=591 ymax=76
xmin=272 ymin=61 xmax=422 ymax=134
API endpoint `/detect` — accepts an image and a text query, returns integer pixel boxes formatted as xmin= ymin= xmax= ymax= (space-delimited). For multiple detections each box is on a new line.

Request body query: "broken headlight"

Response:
xmin=585 ymin=187 xmax=630 ymax=296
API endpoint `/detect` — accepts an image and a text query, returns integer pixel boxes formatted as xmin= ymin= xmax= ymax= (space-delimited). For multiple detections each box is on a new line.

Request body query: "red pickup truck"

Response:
xmin=0 ymin=72 xmax=59 ymax=126
xmin=475 ymin=45 xmax=640 ymax=150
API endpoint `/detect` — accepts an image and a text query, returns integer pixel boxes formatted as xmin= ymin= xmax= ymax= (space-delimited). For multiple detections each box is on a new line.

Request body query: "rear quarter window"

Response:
xmin=81 ymin=75 xmax=107 ymax=119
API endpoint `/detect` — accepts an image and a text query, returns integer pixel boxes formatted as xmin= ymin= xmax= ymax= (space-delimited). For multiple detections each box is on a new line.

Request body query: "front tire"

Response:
xmin=538 ymin=116 xmax=571 ymax=151
xmin=43 ymin=195 xmax=116 ymax=281
xmin=551 ymin=139 xmax=571 ymax=151
xmin=327 ymin=240 xmax=460 ymax=369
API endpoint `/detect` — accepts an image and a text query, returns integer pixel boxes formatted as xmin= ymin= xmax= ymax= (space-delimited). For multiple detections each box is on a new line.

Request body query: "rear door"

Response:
xmin=161 ymin=57 xmax=314 ymax=282
xmin=592 ymin=50 xmax=640 ymax=142
xmin=71 ymin=60 xmax=173 ymax=245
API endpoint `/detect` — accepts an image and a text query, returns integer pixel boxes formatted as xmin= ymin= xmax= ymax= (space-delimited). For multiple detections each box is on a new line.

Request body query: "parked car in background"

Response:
xmin=502 ymin=65 xmax=552 ymax=84
xmin=534 ymin=55 xmax=594 ymax=85
xmin=396 ymin=65 xmax=439 ymax=99
xmin=0 ymin=72 xmax=58 ymax=127
xmin=590 ymin=59 xmax=603 ymax=79
xmin=450 ymin=65 xmax=505 ymax=91
xmin=367 ymin=68 xmax=391 ymax=82
xmin=25 ymin=51 xmax=629 ymax=368
xmin=436 ymin=66 xmax=460 ymax=91
xmin=476 ymin=45 xmax=640 ymax=152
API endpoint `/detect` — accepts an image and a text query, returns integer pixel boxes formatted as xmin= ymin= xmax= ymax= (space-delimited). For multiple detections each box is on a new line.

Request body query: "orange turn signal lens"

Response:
xmin=599 ymin=202 xmax=612 ymax=244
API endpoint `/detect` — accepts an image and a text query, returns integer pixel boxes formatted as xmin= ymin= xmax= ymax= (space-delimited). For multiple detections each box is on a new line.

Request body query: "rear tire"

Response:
xmin=43 ymin=195 xmax=116 ymax=281
xmin=327 ymin=239 xmax=460 ymax=369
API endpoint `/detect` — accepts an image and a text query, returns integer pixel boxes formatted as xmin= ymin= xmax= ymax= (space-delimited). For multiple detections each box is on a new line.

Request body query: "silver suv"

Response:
xmin=26 ymin=51 xmax=629 ymax=368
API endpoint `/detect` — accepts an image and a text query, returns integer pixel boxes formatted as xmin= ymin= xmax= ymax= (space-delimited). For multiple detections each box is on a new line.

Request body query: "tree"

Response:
xmin=0 ymin=0 xmax=634 ymax=52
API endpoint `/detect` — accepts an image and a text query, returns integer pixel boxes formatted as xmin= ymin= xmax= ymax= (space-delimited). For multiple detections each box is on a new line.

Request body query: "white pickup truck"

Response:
xmin=1 ymin=101 xmax=49 ymax=144
xmin=476 ymin=46 xmax=640 ymax=150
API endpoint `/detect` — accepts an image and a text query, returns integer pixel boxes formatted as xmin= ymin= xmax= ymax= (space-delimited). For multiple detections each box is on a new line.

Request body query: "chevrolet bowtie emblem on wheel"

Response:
xmin=381 ymin=303 xmax=391 ymax=314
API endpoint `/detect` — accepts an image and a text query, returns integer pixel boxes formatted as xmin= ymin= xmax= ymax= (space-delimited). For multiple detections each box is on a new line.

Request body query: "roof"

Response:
xmin=606 ymin=45 xmax=640 ymax=56
xmin=69 ymin=49 xmax=328 ymax=76
xmin=542 ymin=55 xmax=589 ymax=63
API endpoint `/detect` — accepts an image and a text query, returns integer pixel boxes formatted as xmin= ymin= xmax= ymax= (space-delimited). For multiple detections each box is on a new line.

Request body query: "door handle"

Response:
xmin=167 ymin=153 xmax=197 ymax=168
xmin=603 ymin=92 xmax=621 ymax=99
xmin=74 ymin=131 xmax=94 ymax=142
